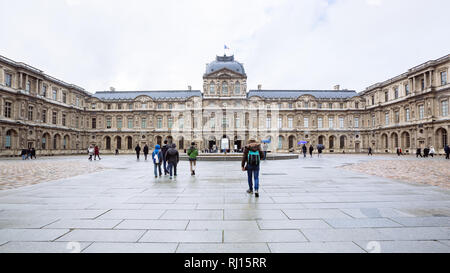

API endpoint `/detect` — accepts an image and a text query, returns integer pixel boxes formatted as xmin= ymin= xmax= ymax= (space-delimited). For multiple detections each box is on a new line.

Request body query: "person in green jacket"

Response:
xmin=187 ymin=142 xmax=199 ymax=176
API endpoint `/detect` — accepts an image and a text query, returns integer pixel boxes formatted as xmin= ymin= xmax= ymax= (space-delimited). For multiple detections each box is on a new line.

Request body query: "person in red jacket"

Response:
xmin=94 ymin=145 xmax=101 ymax=160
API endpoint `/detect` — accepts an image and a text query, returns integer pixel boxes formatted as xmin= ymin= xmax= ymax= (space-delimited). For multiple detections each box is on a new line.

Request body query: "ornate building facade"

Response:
xmin=0 ymin=53 xmax=449 ymax=156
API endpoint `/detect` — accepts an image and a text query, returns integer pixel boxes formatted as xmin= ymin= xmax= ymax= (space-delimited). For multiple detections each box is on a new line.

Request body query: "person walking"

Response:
xmin=152 ymin=144 xmax=163 ymax=178
xmin=143 ymin=144 xmax=149 ymax=160
xmin=416 ymin=148 xmax=423 ymax=158
xmin=20 ymin=148 xmax=27 ymax=160
xmin=368 ymin=146 xmax=373 ymax=156
xmin=30 ymin=148 xmax=36 ymax=159
xmin=429 ymin=146 xmax=435 ymax=157
xmin=262 ymin=143 xmax=268 ymax=160
xmin=396 ymin=148 xmax=401 ymax=156
xmin=94 ymin=145 xmax=101 ymax=160
xmin=241 ymin=139 xmax=264 ymax=198
xmin=444 ymin=144 xmax=450 ymax=159
xmin=165 ymin=143 xmax=179 ymax=179
xmin=187 ymin=142 xmax=199 ymax=176
xmin=423 ymin=147 xmax=430 ymax=158
xmin=135 ymin=144 xmax=141 ymax=160
xmin=302 ymin=144 xmax=307 ymax=158
xmin=88 ymin=145 xmax=94 ymax=161
xmin=309 ymin=145 xmax=314 ymax=158
xmin=161 ymin=140 xmax=170 ymax=175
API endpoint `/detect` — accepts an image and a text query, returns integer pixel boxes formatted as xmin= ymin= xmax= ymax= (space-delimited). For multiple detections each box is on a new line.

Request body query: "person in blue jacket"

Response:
xmin=152 ymin=144 xmax=163 ymax=178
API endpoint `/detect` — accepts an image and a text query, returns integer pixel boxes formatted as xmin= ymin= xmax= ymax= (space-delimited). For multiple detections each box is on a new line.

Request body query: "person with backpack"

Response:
xmin=152 ymin=144 xmax=162 ymax=178
xmin=187 ymin=142 xmax=198 ymax=176
xmin=143 ymin=144 xmax=149 ymax=160
xmin=165 ymin=143 xmax=179 ymax=179
xmin=161 ymin=140 xmax=169 ymax=175
xmin=135 ymin=144 xmax=141 ymax=160
xmin=241 ymin=139 xmax=264 ymax=198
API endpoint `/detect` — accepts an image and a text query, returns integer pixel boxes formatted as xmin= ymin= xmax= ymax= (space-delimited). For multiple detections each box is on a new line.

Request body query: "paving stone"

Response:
xmin=0 ymin=229 xmax=70 ymax=242
xmin=224 ymin=210 xmax=288 ymax=220
xmin=176 ymin=243 xmax=270 ymax=253
xmin=224 ymin=230 xmax=307 ymax=243
xmin=389 ymin=217 xmax=450 ymax=227
xmin=375 ymin=227 xmax=450 ymax=241
xmin=340 ymin=208 xmax=415 ymax=218
xmin=44 ymin=219 xmax=122 ymax=229
xmin=0 ymin=241 xmax=91 ymax=253
xmin=257 ymin=220 xmax=331 ymax=229
xmin=355 ymin=240 xmax=450 ymax=253
xmin=56 ymin=229 xmax=145 ymax=242
xmin=83 ymin=242 xmax=178 ymax=253
xmin=268 ymin=242 xmax=365 ymax=253
xmin=187 ymin=220 xmax=259 ymax=230
xmin=139 ymin=230 xmax=222 ymax=243
xmin=114 ymin=220 xmax=189 ymax=230
xmin=301 ymin=228 xmax=391 ymax=242
xmin=97 ymin=210 xmax=166 ymax=220
xmin=283 ymin=209 xmax=353 ymax=219
xmin=325 ymin=218 xmax=402 ymax=228
xmin=161 ymin=210 xmax=223 ymax=220
xmin=0 ymin=218 xmax=59 ymax=229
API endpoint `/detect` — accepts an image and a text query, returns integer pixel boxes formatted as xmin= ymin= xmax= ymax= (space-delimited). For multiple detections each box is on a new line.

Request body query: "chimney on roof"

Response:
xmin=188 ymin=85 xmax=192 ymax=91
xmin=110 ymin=87 xmax=116 ymax=92
xmin=258 ymin=84 xmax=262 ymax=90
xmin=334 ymin=85 xmax=340 ymax=91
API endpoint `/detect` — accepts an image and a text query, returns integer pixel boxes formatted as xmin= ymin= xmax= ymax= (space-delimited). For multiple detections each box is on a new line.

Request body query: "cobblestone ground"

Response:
xmin=340 ymin=156 xmax=450 ymax=189
xmin=0 ymin=159 xmax=105 ymax=190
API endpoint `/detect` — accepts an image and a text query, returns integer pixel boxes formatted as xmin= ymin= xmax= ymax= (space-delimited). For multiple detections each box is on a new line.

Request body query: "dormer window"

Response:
xmin=222 ymin=82 xmax=228 ymax=94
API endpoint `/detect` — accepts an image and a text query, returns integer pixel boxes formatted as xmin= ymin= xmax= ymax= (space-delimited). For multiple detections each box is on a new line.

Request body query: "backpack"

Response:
xmin=248 ymin=150 xmax=260 ymax=166
xmin=154 ymin=151 xmax=160 ymax=164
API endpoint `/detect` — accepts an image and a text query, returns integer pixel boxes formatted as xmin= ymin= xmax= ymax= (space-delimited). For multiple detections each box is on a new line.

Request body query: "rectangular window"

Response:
xmin=288 ymin=103 xmax=293 ymax=109
xmin=278 ymin=117 xmax=282 ymax=128
xmin=117 ymin=103 xmax=122 ymax=110
xmin=288 ymin=117 xmax=293 ymax=128
xmin=318 ymin=117 xmax=323 ymax=128
xmin=328 ymin=103 xmax=333 ymax=109
xmin=372 ymin=115 xmax=375 ymax=127
xmin=421 ymin=79 xmax=425 ymax=90
xmin=28 ymin=106 xmax=33 ymax=120
xmin=441 ymin=71 xmax=448 ymax=85
xmin=5 ymin=134 xmax=11 ymax=148
xmin=441 ymin=100 xmax=448 ymax=116
xmin=304 ymin=117 xmax=309 ymax=128
xmin=141 ymin=118 xmax=147 ymax=129
xmin=62 ymin=93 xmax=67 ymax=103
xmin=52 ymin=112 xmax=57 ymax=125
xmin=355 ymin=102 xmax=359 ymax=109
xmin=179 ymin=117 xmax=184 ymax=129
xmin=52 ymin=89 xmax=57 ymax=100
xmin=42 ymin=110 xmax=47 ymax=123
xmin=406 ymin=109 xmax=410 ymax=121
xmin=210 ymin=84 xmax=215 ymax=95
xmin=168 ymin=117 xmax=173 ymax=129
xmin=62 ymin=114 xmax=66 ymax=126
xmin=210 ymin=117 xmax=215 ymax=128
xmin=339 ymin=117 xmax=344 ymax=128
xmin=235 ymin=117 xmax=240 ymax=128
xmin=75 ymin=117 xmax=79 ymax=128
xmin=91 ymin=103 xmax=96 ymax=110
xmin=394 ymin=87 xmax=399 ymax=99
xmin=4 ymin=102 xmax=12 ymax=118
xmin=157 ymin=117 xmax=162 ymax=129
xmin=371 ymin=96 xmax=375 ymax=105
xmin=5 ymin=73 xmax=12 ymax=87
xmin=354 ymin=117 xmax=359 ymax=128
xmin=304 ymin=102 xmax=309 ymax=108
xmin=26 ymin=80 xmax=31 ymax=92
xmin=117 ymin=118 xmax=123 ymax=129
xmin=317 ymin=103 xmax=322 ymax=109
xmin=395 ymin=111 xmax=399 ymax=123
xmin=107 ymin=104 xmax=111 ymax=110
xmin=384 ymin=91 xmax=388 ymax=102
xmin=385 ymin=113 xmax=389 ymax=125
xmin=328 ymin=117 xmax=334 ymax=128
xmin=106 ymin=118 xmax=112 ymax=129
xmin=419 ymin=105 xmax=424 ymax=119
xmin=142 ymin=103 xmax=147 ymax=109
xmin=157 ymin=104 xmax=162 ymax=109
xmin=128 ymin=104 xmax=133 ymax=110
xmin=76 ymin=97 xmax=80 ymax=107
xmin=42 ymin=85 xmax=47 ymax=97
xmin=405 ymin=84 xmax=410 ymax=95
xmin=168 ymin=104 xmax=173 ymax=110
xmin=222 ymin=117 xmax=228 ymax=128
xmin=92 ymin=118 xmax=97 ymax=129
xmin=128 ymin=118 xmax=133 ymax=129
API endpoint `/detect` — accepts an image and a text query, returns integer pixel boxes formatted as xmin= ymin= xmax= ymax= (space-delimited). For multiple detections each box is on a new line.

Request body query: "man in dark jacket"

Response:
xmin=241 ymin=139 xmax=264 ymax=198
xmin=423 ymin=147 xmax=430 ymax=158
xmin=135 ymin=144 xmax=141 ymax=160
xmin=161 ymin=140 xmax=169 ymax=175
xmin=143 ymin=144 xmax=149 ymax=160
xmin=31 ymin=148 xmax=36 ymax=159
xmin=309 ymin=145 xmax=314 ymax=158
xmin=444 ymin=145 xmax=450 ymax=159
xmin=302 ymin=145 xmax=307 ymax=158
xmin=416 ymin=148 xmax=422 ymax=158
xmin=165 ymin=143 xmax=179 ymax=179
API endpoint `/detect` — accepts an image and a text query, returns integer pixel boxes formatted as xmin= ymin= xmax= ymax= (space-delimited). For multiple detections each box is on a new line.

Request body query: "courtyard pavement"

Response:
xmin=0 ymin=154 xmax=449 ymax=253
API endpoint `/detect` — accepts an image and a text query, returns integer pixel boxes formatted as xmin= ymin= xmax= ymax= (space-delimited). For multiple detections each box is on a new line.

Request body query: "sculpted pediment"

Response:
xmin=135 ymin=95 xmax=152 ymax=102
xmin=205 ymin=68 xmax=244 ymax=79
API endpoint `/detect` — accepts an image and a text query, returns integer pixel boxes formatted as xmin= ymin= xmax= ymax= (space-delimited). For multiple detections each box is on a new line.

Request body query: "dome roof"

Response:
xmin=205 ymin=55 xmax=246 ymax=76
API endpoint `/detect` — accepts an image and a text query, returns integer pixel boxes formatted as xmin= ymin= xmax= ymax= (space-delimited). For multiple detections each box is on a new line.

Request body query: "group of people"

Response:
xmin=416 ymin=146 xmax=437 ymax=158
xmin=20 ymin=148 xmax=36 ymax=160
xmin=299 ymin=144 xmax=324 ymax=158
xmin=87 ymin=145 xmax=101 ymax=161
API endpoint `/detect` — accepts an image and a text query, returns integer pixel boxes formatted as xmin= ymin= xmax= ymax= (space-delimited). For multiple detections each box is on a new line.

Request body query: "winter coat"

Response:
xmin=161 ymin=144 xmax=169 ymax=160
xmin=135 ymin=145 xmax=141 ymax=153
xmin=143 ymin=145 xmax=149 ymax=155
xmin=302 ymin=145 xmax=307 ymax=153
xmin=165 ymin=147 xmax=179 ymax=164
xmin=94 ymin=146 xmax=99 ymax=155
xmin=187 ymin=146 xmax=198 ymax=160
xmin=241 ymin=143 xmax=264 ymax=168
xmin=152 ymin=147 xmax=162 ymax=164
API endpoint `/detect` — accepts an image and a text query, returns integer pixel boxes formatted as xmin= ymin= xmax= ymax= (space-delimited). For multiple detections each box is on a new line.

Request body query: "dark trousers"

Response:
xmin=136 ymin=152 xmax=140 ymax=159
xmin=154 ymin=163 xmax=162 ymax=177
xmin=94 ymin=154 xmax=101 ymax=160
xmin=163 ymin=158 xmax=168 ymax=174
xmin=247 ymin=165 xmax=260 ymax=191
xmin=263 ymin=151 xmax=267 ymax=160
xmin=446 ymin=153 xmax=449 ymax=159
xmin=168 ymin=162 xmax=177 ymax=177
xmin=144 ymin=153 xmax=148 ymax=160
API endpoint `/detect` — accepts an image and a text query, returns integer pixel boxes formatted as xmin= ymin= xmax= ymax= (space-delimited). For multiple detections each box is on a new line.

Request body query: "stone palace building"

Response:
xmin=0 ymin=53 xmax=449 ymax=156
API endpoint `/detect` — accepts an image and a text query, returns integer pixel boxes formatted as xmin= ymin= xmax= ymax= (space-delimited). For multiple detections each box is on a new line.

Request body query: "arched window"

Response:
xmin=234 ymin=82 xmax=240 ymax=94
xmin=5 ymin=130 xmax=12 ymax=149
xmin=222 ymin=82 xmax=228 ymax=94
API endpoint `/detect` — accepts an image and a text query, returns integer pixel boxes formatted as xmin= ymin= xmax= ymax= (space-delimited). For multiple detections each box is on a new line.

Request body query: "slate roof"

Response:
xmin=92 ymin=90 xmax=202 ymax=100
xmin=248 ymin=90 xmax=358 ymax=99
xmin=205 ymin=55 xmax=246 ymax=76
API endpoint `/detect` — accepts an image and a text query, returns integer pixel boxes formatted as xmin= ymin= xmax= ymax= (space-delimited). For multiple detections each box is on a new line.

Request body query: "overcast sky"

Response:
xmin=1 ymin=0 xmax=449 ymax=94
